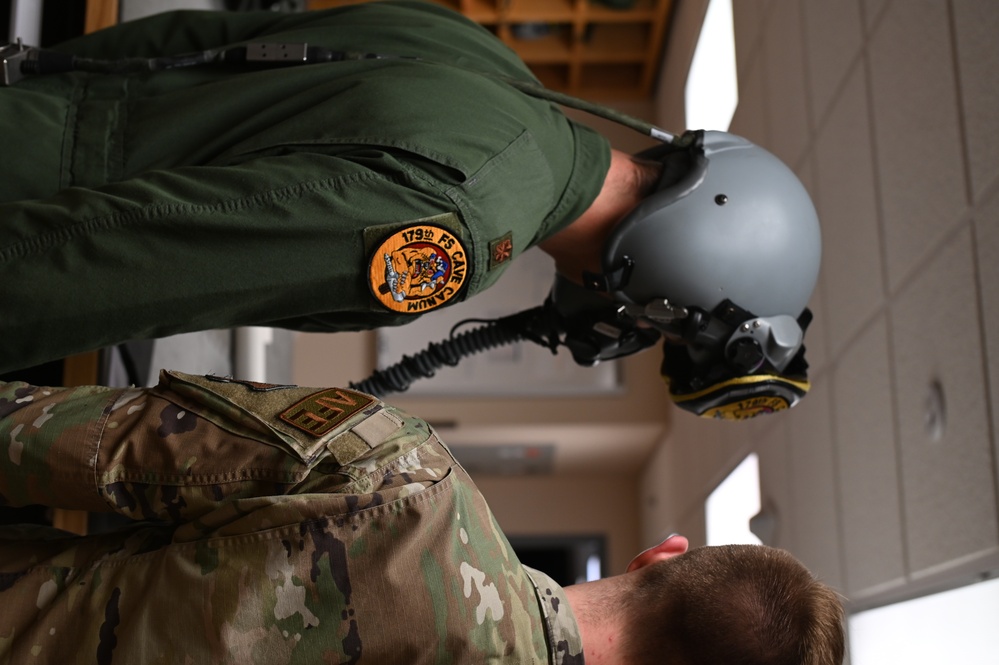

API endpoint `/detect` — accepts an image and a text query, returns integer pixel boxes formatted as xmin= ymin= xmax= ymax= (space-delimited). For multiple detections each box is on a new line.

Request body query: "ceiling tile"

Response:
xmin=868 ymin=0 xmax=968 ymax=291
xmin=814 ymin=64 xmax=885 ymax=358
xmin=832 ymin=314 xmax=906 ymax=598
xmin=802 ymin=0 xmax=864 ymax=129
xmin=889 ymin=226 xmax=998 ymax=575
xmin=951 ymin=0 xmax=999 ymax=202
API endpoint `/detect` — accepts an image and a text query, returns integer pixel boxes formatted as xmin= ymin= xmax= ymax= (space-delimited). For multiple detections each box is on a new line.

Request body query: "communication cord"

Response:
xmin=349 ymin=307 xmax=561 ymax=396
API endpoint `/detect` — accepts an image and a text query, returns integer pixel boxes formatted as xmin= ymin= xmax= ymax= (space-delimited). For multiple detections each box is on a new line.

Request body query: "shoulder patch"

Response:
xmin=488 ymin=232 xmax=514 ymax=270
xmin=368 ymin=223 xmax=468 ymax=313
xmin=280 ymin=388 xmax=375 ymax=437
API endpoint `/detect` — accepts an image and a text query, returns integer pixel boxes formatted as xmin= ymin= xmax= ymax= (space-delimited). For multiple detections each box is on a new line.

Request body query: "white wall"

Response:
xmin=474 ymin=474 xmax=641 ymax=576
xmin=643 ymin=0 xmax=999 ymax=615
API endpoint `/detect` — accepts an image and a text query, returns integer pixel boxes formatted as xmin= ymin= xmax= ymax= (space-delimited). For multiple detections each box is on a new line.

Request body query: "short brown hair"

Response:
xmin=624 ymin=545 xmax=844 ymax=665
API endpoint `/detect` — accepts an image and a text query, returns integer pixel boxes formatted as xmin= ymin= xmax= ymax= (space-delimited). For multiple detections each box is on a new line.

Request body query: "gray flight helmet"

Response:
xmin=603 ymin=131 xmax=821 ymax=322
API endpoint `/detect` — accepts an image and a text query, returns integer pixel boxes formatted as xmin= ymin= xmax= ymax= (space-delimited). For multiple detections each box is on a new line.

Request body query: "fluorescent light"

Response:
xmin=586 ymin=554 xmax=602 ymax=582
xmin=706 ymin=452 xmax=762 ymax=546
xmin=10 ymin=1 xmax=42 ymax=45
xmin=685 ymin=0 xmax=739 ymax=131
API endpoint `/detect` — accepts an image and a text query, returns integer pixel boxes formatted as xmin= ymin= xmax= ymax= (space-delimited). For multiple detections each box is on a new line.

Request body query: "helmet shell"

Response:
xmin=604 ymin=131 xmax=821 ymax=318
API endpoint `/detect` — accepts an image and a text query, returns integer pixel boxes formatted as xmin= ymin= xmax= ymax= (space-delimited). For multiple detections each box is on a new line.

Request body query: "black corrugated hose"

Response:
xmin=349 ymin=306 xmax=559 ymax=396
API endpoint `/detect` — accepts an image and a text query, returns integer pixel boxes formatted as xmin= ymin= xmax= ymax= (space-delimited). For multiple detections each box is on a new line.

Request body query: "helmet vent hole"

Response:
xmin=715 ymin=194 xmax=729 ymax=205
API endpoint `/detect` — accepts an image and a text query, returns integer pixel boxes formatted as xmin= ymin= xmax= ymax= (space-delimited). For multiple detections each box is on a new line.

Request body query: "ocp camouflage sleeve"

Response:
xmin=0 ymin=371 xmax=583 ymax=664
xmin=0 ymin=370 xmax=404 ymax=521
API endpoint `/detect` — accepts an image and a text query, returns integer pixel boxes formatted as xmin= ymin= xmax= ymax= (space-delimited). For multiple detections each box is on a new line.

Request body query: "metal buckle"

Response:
xmin=1 ymin=39 xmax=31 ymax=86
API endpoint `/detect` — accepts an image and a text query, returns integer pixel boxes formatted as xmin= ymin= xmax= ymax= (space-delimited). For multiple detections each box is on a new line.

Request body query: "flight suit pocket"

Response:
xmin=442 ymin=130 xmax=555 ymax=296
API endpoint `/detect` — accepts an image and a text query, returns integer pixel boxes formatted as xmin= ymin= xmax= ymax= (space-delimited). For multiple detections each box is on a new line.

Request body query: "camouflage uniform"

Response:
xmin=0 ymin=372 xmax=583 ymax=664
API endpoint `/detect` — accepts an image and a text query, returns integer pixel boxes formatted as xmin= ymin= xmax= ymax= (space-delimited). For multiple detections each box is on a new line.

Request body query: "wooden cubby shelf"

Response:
xmin=307 ymin=0 xmax=672 ymax=99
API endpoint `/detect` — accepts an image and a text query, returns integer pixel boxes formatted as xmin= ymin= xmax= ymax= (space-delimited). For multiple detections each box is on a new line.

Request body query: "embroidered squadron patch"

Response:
xmin=279 ymin=388 xmax=375 ymax=437
xmin=368 ymin=223 xmax=468 ymax=313
xmin=489 ymin=232 xmax=514 ymax=270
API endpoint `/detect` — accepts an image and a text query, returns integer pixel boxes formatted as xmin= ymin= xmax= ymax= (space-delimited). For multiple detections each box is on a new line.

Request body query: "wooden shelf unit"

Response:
xmin=306 ymin=0 xmax=672 ymax=99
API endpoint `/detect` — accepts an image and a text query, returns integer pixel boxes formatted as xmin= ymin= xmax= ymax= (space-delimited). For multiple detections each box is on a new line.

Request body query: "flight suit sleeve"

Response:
xmin=0 ymin=149 xmax=461 ymax=373
xmin=0 ymin=371 xmax=450 ymax=524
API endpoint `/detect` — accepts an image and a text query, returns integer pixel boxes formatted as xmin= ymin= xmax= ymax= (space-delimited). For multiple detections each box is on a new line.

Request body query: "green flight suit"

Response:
xmin=0 ymin=1 xmax=610 ymax=373
xmin=0 ymin=372 xmax=584 ymax=663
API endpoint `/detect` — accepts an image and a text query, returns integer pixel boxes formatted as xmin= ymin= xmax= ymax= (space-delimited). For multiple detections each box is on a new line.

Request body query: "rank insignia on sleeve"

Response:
xmin=489 ymin=232 xmax=514 ymax=270
xmin=368 ymin=223 xmax=468 ymax=314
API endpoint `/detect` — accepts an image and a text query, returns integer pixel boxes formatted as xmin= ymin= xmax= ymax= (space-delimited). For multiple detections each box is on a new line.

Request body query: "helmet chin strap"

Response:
xmin=544 ymin=274 xmax=662 ymax=366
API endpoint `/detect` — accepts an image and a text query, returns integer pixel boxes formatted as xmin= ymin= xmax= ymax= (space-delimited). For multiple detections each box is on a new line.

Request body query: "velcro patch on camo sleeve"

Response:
xmin=367 ymin=215 xmax=469 ymax=314
xmin=161 ymin=371 xmax=380 ymax=464
xmin=280 ymin=389 xmax=374 ymax=437
xmin=280 ymin=391 xmax=408 ymax=466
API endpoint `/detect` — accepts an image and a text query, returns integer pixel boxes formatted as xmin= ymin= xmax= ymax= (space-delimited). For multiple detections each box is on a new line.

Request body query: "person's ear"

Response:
xmin=626 ymin=533 xmax=689 ymax=573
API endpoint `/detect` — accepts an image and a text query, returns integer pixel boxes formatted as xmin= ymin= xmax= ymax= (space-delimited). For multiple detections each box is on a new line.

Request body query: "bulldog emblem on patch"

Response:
xmin=368 ymin=224 xmax=468 ymax=313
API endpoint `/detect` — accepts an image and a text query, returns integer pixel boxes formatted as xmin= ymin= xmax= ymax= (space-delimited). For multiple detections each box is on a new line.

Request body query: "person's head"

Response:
xmin=538 ymin=148 xmax=664 ymax=279
xmin=567 ymin=535 xmax=845 ymax=665
xmin=543 ymin=131 xmax=822 ymax=421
